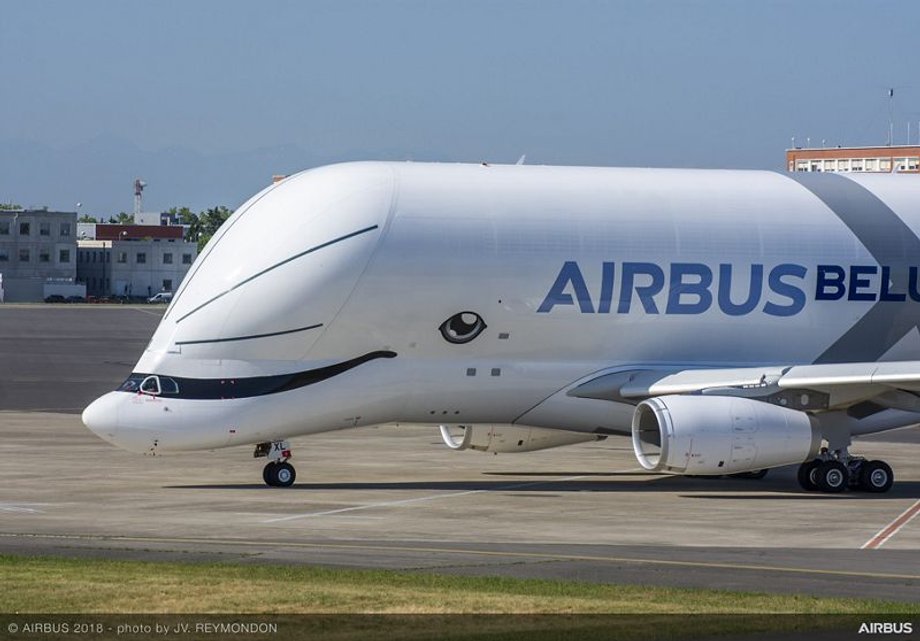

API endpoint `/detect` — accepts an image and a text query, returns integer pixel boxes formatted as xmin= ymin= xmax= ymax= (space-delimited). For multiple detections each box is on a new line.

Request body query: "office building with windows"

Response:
xmin=786 ymin=145 xmax=920 ymax=174
xmin=0 ymin=209 xmax=78 ymax=301
xmin=77 ymin=224 xmax=197 ymax=299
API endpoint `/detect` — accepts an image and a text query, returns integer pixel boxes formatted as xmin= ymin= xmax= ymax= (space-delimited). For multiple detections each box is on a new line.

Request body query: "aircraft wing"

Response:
xmin=568 ymin=361 xmax=920 ymax=413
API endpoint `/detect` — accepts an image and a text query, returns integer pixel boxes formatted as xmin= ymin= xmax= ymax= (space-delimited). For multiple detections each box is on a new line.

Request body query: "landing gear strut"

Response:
xmin=254 ymin=440 xmax=296 ymax=488
xmin=797 ymin=448 xmax=893 ymax=494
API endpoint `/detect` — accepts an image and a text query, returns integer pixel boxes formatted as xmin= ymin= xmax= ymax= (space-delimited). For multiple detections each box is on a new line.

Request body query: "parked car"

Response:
xmin=66 ymin=295 xmax=86 ymax=303
xmin=44 ymin=294 xmax=66 ymax=303
xmin=147 ymin=292 xmax=173 ymax=304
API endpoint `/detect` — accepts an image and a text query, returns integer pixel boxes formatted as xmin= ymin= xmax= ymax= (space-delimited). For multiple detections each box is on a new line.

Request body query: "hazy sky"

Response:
xmin=2 ymin=0 xmax=919 ymax=214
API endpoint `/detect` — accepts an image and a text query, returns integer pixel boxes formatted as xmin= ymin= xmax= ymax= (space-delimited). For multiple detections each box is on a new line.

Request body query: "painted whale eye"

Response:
xmin=440 ymin=311 xmax=487 ymax=344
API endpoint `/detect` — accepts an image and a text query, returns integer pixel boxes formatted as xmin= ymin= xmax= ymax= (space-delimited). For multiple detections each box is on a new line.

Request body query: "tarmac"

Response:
xmin=0 ymin=305 xmax=918 ymax=603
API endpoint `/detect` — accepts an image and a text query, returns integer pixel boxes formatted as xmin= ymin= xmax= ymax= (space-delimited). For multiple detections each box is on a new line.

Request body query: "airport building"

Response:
xmin=135 ymin=210 xmax=183 ymax=226
xmin=786 ymin=144 xmax=920 ymax=174
xmin=76 ymin=223 xmax=198 ymax=299
xmin=0 ymin=209 xmax=79 ymax=302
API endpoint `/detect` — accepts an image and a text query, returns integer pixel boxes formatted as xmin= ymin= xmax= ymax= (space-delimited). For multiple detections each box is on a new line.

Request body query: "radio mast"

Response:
xmin=134 ymin=178 xmax=147 ymax=217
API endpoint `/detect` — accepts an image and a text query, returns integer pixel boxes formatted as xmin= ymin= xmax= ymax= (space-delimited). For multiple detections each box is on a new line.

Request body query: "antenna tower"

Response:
xmin=134 ymin=178 xmax=147 ymax=217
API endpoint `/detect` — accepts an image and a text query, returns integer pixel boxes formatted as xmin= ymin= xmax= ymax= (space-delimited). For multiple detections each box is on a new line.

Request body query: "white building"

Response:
xmin=0 ymin=209 xmax=79 ymax=301
xmin=77 ymin=224 xmax=197 ymax=299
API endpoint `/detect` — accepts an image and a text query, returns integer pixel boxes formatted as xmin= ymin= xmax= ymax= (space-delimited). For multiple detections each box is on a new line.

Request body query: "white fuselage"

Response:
xmin=82 ymin=162 xmax=920 ymax=453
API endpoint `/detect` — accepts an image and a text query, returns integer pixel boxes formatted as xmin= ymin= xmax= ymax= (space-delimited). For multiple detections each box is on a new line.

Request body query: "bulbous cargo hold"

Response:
xmin=81 ymin=161 xmax=920 ymax=492
xmin=138 ymin=162 xmax=396 ymax=373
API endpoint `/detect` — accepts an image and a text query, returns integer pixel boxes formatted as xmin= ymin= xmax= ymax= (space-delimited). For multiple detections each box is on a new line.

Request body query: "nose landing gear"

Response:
xmin=797 ymin=448 xmax=894 ymax=494
xmin=254 ymin=440 xmax=297 ymax=488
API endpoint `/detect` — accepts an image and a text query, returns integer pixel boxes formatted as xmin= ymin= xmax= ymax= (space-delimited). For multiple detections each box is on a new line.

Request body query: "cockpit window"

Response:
xmin=111 ymin=351 xmax=395 ymax=400
xmin=140 ymin=376 xmax=161 ymax=395
xmin=118 ymin=374 xmax=145 ymax=392
xmin=117 ymin=373 xmax=180 ymax=396
xmin=159 ymin=377 xmax=179 ymax=395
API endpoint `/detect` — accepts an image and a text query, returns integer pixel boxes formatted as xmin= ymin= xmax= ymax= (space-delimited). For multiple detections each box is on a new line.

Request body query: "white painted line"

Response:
xmin=861 ymin=499 xmax=920 ymax=550
xmin=262 ymin=475 xmax=588 ymax=524
xmin=130 ymin=307 xmax=166 ymax=317
xmin=0 ymin=503 xmax=46 ymax=514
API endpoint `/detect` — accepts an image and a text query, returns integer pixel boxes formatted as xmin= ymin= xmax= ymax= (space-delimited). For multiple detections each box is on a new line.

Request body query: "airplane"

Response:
xmin=82 ymin=161 xmax=920 ymax=493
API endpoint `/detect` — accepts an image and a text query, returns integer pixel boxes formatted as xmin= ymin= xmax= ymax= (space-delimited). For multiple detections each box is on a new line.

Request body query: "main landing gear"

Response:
xmin=797 ymin=448 xmax=893 ymax=494
xmin=254 ymin=440 xmax=296 ymax=488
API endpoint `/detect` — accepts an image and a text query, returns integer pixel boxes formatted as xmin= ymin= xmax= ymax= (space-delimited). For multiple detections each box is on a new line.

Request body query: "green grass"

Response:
xmin=0 ymin=554 xmax=915 ymax=615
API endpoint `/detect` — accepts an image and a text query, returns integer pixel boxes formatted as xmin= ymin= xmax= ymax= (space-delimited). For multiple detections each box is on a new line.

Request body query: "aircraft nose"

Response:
xmin=82 ymin=392 xmax=121 ymax=444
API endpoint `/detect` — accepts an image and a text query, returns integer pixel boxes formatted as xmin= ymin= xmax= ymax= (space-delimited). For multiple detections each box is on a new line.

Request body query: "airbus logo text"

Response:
xmin=537 ymin=262 xmax=920 ymax=316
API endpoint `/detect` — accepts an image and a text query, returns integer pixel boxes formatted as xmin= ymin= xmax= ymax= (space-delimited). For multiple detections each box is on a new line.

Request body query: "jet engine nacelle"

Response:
xmin=439 ymin=424 xmax=601 ymax=453
xmin=631 ymin=395 xmax=821 ymax=475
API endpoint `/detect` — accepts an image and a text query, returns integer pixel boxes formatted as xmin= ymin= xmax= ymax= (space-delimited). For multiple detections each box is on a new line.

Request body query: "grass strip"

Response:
xmin=1 ymin=554 xmax=916 ymax=615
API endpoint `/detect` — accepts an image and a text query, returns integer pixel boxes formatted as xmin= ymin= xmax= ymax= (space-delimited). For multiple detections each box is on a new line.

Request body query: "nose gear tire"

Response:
xmin=263 ymin=461 xmax=297 ymax=487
